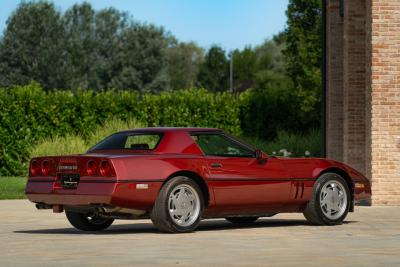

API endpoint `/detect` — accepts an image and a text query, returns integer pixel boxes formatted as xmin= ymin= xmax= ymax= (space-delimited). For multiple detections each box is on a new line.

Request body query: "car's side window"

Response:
xmin=191 ymin=133 xmax=254 ymax=157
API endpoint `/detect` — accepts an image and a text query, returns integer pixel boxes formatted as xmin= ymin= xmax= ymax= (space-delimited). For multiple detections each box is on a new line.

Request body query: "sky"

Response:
xmin=0 ymin=0 xmax=289 ymax=51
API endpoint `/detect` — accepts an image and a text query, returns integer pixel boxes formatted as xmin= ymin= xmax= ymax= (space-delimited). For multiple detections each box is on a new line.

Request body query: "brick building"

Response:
xmin=325 ymin=0 xmax=400 ymax=205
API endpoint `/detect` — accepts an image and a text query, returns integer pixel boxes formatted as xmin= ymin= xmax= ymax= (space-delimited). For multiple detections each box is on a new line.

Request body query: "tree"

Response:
xmin=62 ymin=3 xmax=171 ymax=92
xmin=240 ymin=37 xmax=296 ymax=139
xmin=109 ymin=23 xmax=172 ymax=92
xmin=230 ymin=46 xmax=257 ymax=92
xmin=0 ymin=2 xmax=65 ymax=89
xmin=255 ymin=35 xmax=286 ymax=74
xmin=94 ymin=8 xmax=129 ymax=89
xmin=167 ymin=41 xmax=204 ymax=90
xmin=197 ymin=45 xmax=229 ymax=92
xmin=62 ymin=3 xmax=98 ymax=90
xmin=284 ymin=0 xmax=322 ymax=124
xmin=0 ymin=2 xmax=174 ymax=91
xmin=253 ymin=37 xmax=288 ymax=90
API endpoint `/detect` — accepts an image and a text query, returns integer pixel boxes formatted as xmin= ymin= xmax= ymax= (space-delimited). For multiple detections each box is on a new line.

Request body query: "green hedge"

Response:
xmin=0 ymin=84 xmax=241 ymax=176
xmin=240 ymin=88 xmax=318 ymax=140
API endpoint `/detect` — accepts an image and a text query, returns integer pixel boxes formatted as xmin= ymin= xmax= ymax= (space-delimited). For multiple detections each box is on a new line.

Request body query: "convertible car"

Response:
xmin=26 ymin=127 xmax=371 ymax=233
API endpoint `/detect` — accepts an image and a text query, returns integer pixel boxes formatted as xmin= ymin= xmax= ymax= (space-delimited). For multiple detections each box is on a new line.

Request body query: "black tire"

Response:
xmin=303 ymin=173 xmax=351 ymax=225
xmin=150 ymin=176 xmax=204 ymax=233
xmin=225 ymin=216 xmax=259 ymax=224
xmin=65 ymin=210 xmax=114 ymax=231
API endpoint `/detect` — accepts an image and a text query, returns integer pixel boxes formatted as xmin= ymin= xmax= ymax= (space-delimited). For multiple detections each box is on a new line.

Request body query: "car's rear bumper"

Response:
xmin=25 ymin=178 xmax=162 ymax=210
xmin=26 ymin=193 xmax=112 ymax=206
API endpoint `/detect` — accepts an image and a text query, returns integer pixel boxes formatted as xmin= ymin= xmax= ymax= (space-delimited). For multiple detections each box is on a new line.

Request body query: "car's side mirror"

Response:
xmin=255 ymin=149 xmax=267 ymax=164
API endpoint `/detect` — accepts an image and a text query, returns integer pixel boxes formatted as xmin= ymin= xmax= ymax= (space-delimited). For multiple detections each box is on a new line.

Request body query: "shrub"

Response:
xmin=0 ymin=83 xmax=319 ymax=176
xmin=87 ymin=117 xmax=145 ymax=148
xmin=0 ymin=83 xmax=240 ymax=176
xmin=240 ymin=87 xmax=318 ymax=140
xmin=244 ymin=129 xmax=321 ymax=157
xmin=30 ymin=117 xmax=147 ymax=159
xmin=29 ymin=134 xmax=87 ymax=158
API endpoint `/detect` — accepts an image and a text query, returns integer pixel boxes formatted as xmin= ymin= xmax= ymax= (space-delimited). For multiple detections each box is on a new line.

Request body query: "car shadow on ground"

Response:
xmin=14 ymin=218 xmax=358 ymax=235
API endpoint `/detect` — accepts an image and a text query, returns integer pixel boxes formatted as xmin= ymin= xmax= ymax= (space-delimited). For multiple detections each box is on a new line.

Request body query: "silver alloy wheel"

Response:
xmin=319 ymin=180 xmax=348 ymax=220
xmin=168 ymin=184 xmax=201 ymax=227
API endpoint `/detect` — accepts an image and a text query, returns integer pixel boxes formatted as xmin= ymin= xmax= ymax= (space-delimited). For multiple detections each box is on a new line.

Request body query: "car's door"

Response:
xmin=191 ymin=132 xmax=291 ymax=213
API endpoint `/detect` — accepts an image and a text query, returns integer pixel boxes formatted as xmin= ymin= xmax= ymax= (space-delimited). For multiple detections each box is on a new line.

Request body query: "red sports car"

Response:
xmin=26 ymin=127 xmax=371 ymax=233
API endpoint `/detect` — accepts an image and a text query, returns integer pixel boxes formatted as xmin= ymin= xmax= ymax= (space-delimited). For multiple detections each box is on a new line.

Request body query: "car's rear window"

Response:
xmin=88 ymin=132 xmax=162 ymax=152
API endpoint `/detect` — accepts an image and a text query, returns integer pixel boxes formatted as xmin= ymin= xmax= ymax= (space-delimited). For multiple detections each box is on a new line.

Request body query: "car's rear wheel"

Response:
xmin=151 ymin=176 xmax=204 ymax=233
xmin=65 ymin=210 xmax=114 ymax=231
xmin=303 ymin=173 xmax=350 ymax=225
xmin=225 ymin=216 xmax=259 ymax=224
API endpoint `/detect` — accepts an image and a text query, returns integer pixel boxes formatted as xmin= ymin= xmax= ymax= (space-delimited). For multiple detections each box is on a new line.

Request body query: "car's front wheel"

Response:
xmin=303 ymin=173 xmax=351 ymax=225
xmin=65 ymin=211 xmax=114 ymax=231
xmin=151 ymin=176 xmax=204 ymax=233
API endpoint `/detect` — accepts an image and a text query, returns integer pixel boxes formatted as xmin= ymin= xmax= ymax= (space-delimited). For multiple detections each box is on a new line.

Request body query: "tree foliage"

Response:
xmin=0 ymin=2 xmax=64 ymax=89
xmin=62 ymin=3 xmax=98 ymax=90
xmin=0 ymin=2 xmax=172 ymax=91
xmin=109 ymin=23 xmax=171 ymax=91
xmin=284 ymin=0 xmax=322 ymax=123
xmin=240 ymin=37 xmax=297 ymax=139
xmin=167 ymin=41 xmax=204 ymax=90
xmin=230 ymin=47 xmax=257 ymax=92
xmin=0 ymin=83 xmax=243 ymax=175
xmin=0 ymin=1 xmax=322 ymax=142
xmin=196 ymin=45 xmax=229 ymax=92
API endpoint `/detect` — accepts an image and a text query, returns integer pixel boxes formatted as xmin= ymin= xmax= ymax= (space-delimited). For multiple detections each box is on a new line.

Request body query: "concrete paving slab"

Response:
xmin=0 ymin=200 xmax=399 ymax=267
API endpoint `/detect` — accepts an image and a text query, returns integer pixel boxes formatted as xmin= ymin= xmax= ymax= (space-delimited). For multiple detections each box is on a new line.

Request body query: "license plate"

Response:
xmin=60 ymin=173 xmax=80 ymax=189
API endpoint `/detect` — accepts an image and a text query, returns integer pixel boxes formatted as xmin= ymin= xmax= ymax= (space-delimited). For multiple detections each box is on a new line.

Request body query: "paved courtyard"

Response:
xmin=0 ymin=200 xmax=399 ymax=267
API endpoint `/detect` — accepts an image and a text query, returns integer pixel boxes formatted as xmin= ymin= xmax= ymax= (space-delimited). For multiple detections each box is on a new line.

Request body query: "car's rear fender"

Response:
xmin=108 ymin=155 xmax=213 ymax=208
xmin=163 ymin=170 xmax=212 ymax=207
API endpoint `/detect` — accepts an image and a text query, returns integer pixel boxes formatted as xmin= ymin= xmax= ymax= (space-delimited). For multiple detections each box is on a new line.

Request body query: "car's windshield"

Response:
xmin=88 ymin=132 xmax=162 ymax=152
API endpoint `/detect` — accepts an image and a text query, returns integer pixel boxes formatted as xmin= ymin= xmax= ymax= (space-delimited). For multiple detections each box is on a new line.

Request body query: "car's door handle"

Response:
xmin=210 ymin=163 xmax=222 ymax=168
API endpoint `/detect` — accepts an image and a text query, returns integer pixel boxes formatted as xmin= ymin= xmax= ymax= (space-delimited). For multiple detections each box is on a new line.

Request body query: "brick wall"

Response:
xmin=326 ymin=0 xmax=344 ymax=162
xmin=326 ymin=0 xmax=368 ymax=175
xmin=343 ymin=0 xmax=367 ymax=176
xmin=369 ymin=0 xmax=400 ymax=205
xmin=326 ymin=0 xmax=400 ymax=205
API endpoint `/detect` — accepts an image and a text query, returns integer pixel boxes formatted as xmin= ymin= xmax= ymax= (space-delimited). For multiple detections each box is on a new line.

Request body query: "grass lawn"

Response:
xmin=0 ymin=177 xmax=27 ymax=200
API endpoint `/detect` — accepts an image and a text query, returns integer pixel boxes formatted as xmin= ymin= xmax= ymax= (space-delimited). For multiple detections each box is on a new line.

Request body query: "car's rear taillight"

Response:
xmin=86 ymin=160 xmax=97 ymax=176
xmin=99 ymin=160 xmax=115 ymax=177
xmin=41 ymin=160 xmax=51 ymax=176
xmin=30 ymin=160 xmax=41 ymax=176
